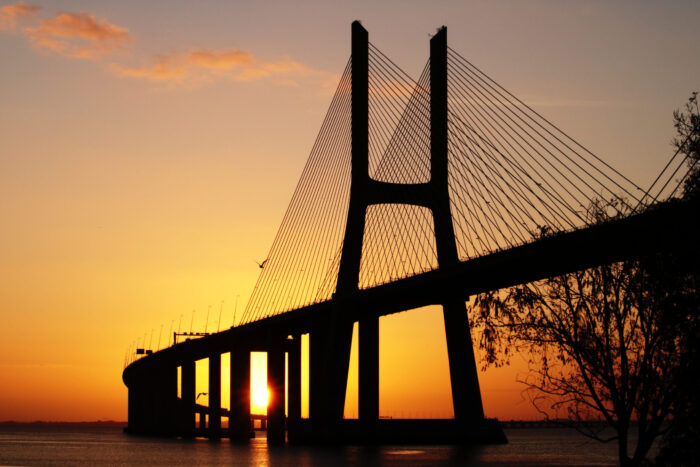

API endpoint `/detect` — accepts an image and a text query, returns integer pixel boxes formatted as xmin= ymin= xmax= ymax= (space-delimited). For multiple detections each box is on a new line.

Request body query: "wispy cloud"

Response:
xmin=25 ymin=12 xmax=131 ymax=59
xmin=0 ymin=2 xmax=40 ymax=30
xmin=110 ymin=48 xmax=324 ymax=86
xmin=1 ymin=3 xmax=332 ymax=89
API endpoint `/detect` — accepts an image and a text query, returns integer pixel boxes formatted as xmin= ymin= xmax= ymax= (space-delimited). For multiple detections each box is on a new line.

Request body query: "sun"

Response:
xmin=253 ymin=387 xmax=269 ymax=408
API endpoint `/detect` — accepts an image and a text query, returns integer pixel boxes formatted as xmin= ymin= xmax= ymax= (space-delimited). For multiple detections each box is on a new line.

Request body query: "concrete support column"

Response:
xmin=126 ymin=363 xmax=178 ymax=436
xmin=287 ymin=335 xmax=302 ymax=430
xmin=144 ymin=374 xmax=158 ymax=433
xmin=181 ymin=360 xmax=196 ymax=437
xmin=359 ymin=317 xmax=379 ymax=422
xmin=229 ymin=345 xmax=251 ymax=441
xmin=267 ymin=341 xmax=286 ymax=445
xmin=429 ymin=26 xmax=485 ymax=423
xmin=311 ymin=21 xmax=369 ymax=441
xmin=309 ymin=315 xmax=353 ymax=442
xmin=308 ymin=320 xmax=326 ymax=422
xmin=153 ymin=365 xmax=178 ymax=435
xmin=127 ymin=382 xmax=145 ymax=433
xmin=208 ymin=353 xmax=221 ymax=439
xmin=443 ymin=299 xmax=484 ymax=421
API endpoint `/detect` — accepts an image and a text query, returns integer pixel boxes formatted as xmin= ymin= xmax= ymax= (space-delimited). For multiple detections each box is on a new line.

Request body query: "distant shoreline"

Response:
xmin=0 ymin=421 xmax=126 ymax=427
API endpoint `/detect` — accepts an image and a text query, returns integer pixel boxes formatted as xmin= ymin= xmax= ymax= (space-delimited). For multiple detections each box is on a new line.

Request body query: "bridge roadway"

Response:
xmin=124 ymin=199 xmax=698 ymax=366
xmin=123 ymin=199 xmax=698 ymax=443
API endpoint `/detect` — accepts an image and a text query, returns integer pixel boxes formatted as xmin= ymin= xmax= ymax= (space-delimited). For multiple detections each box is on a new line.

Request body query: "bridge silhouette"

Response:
xmin=122 ymin=21 xmax=699 ymax=445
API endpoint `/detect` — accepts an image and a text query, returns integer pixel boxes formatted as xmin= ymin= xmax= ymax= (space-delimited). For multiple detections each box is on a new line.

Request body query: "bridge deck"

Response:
xmin=124 ymin=199 xmax=698 ymax=379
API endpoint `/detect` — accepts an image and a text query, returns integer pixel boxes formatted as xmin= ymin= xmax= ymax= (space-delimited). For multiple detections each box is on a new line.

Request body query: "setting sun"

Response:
xmin=254 ymin=388 xmax=269 ymax=409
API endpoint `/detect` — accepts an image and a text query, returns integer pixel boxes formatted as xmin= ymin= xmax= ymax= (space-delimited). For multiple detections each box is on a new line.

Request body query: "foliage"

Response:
xmin=648 ymin=94 xmax=700 ymax=465
xmin=673 ymin=92 xmax=700 ymax=198
xmin=469 ymin=95 xmax=700 ymax=466
xmin=470 ymin=249 xmax=699 ymax=467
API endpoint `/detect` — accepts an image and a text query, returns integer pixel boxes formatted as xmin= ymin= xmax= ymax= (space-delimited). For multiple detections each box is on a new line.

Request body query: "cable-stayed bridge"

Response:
xmin=122 ymin=22 xmax=699 ymax=445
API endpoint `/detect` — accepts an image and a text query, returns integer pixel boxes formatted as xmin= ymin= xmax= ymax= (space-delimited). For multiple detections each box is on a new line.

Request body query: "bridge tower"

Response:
xmin=309 ymin=21 xmax=484 ymax=437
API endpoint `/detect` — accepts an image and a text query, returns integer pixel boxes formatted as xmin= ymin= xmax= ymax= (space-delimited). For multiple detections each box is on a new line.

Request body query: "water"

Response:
xmin=0 ymin=426 xmax=622 ymax=466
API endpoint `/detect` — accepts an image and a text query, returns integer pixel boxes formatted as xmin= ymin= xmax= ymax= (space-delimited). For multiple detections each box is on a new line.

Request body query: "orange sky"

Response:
xmin=1 ymin=0 xmax=699 ymax=422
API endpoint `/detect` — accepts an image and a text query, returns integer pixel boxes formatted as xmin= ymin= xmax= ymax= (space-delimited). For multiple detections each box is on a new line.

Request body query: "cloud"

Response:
xmin=0 ymin=2 xmax=40 ymax=30
xmin=111 ymin=48 xmax=321 ymax=86
xmin=187 ymin=48 xmax=253 ymax=69
xmin=1 ymin=4 xmax=331 ymax=90
xmin=25 ymin=12 xmax=131 ymax=59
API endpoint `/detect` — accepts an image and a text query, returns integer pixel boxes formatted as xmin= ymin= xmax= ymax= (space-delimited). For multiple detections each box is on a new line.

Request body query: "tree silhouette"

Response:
xmin=673 ymin=91 xmax=699 ymax=198
xmin=470 ymin=96 xmax=700 ymax=467
xmin=649 ymin=95 xmax=700 ymax=466
xmin=471 ymin=249 xmax=698 ymax=467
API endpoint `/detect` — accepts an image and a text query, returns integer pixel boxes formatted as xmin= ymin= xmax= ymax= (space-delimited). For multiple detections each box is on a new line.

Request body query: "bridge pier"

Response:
xmin=309 ymin=313 xmax=354 ymax=442
xmin=208 ymin=353 xmax=221 ymax=439
xmin=180 ymin=360 xmax=196 ymax=437
xmin=358 ymin=316 xmax=379 ymax=423
xmin=229 ymin=344 xmax=252 ymax=441
xmin=155 ymin=365 xmax=178 ymax=435
xmin=125 ymin=364 xmax=178 ymax=436
xmin=267 ymin=339 xmax=286 ymax=445
xmin=428 ymin=26 xmax=487 ymax=425
xmin=286 ymin=334 xmax=302 ymax=442
xmin=126 ymin=378 xmax=147 ymax=434
xmin=442 ymin=299 xmax=484 ymax=421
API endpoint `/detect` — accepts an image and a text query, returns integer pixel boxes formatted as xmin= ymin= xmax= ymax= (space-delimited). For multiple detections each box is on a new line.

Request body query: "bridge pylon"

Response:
xmin=306 ymin=21 xmax=491 ymax=442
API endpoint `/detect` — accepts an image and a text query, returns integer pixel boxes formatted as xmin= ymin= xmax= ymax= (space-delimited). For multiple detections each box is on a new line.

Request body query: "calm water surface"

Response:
xmin=0 ymin=426 xmax=622 ymax=466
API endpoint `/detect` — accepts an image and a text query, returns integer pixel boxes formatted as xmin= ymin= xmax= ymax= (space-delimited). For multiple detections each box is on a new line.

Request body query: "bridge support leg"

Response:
xmin=151 ymin=365 xmax=178 ymax=435
xmin=309 ymin=314 xmax=354 ymax=442
xmin=127 ymin=381 xmax=146 ymax=434
xmin=359 ymin=316 xmax=379 ymax=423
xmin=208 ymin=353 xmax=221 ymax=439
xmin=146 ymin=373 xmax=161 ymax=434
xmin=287 ymin=334 xmax=301 ymax=442
xmin=443 ymin=299 xmax=484 ymax=421
xmin=167 ymin=366 xmax=179 ymax=431
xmin=309 ymin=322 xmax=325 ymax=423
xmin=181 ymin=360 xmax=196 ymax=437
xmin=428 ymin=25 xmax=487 ymax=426
xmin=230 ymin=345 xmax=251 ymax=441
xmin=267 ymin=342 xmax=286 ymax=445
xmin=126 ymin=365 xmax=179 ymax=436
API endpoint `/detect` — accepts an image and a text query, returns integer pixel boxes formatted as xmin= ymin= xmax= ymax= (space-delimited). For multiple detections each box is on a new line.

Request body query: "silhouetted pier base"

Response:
xmin=267 ymin=339 xmax=286 ymax=445
xmin=229 ymin=345 xmax=254 ymax=441
xmin=208 ymin=353 xmax=221 ymax=439
xmin=289 ymin=418 xmax=506 ymax=445
xmin=125 ymin=365 xmax=178 ymax=436
xmin=180 ymin=360 xmax=196 ymax=438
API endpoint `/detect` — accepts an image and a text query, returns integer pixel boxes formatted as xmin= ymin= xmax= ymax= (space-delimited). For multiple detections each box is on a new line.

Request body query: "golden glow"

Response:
xmin=379 ymin=306 xmax=453 ymax=418
xmin=0 ymin=1 xmax=693 ymax=423
xmin=254 ymin=387 xmax=269 ymax=409
xmin=250 ymin=352 xmax=268 ymax=415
